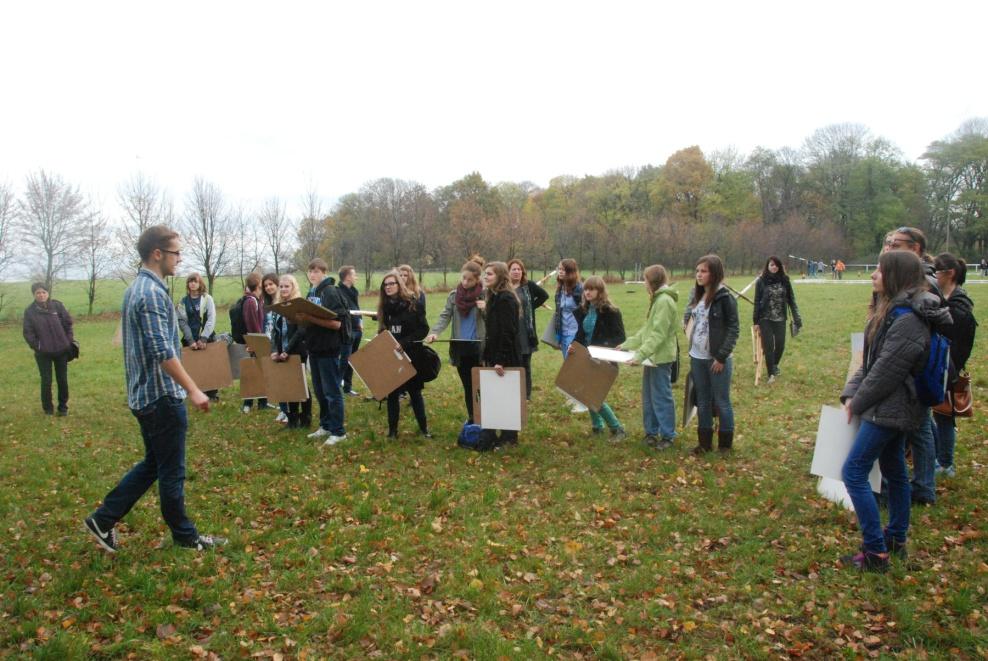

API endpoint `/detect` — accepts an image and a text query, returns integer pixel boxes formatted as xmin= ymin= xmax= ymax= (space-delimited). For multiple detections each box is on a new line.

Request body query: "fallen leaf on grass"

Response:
xmin=156 ymin=623 xmax=177 ymax=639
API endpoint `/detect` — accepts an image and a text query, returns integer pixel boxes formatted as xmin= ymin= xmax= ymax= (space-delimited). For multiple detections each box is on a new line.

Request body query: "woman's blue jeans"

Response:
xmin=933 ymin=412 xmax=955 ymax=468
xmin=690 ymin=356 xmax=734 ymax=432
xmin=642 ymin=363 xmax=676 ymax=439
xmin=842 ymin=420 xmax=911 ymax=552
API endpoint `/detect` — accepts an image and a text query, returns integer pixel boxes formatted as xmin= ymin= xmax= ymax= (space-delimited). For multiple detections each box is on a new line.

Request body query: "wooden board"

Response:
xmin=554 ymin=342 xmax=619 ymax=412
xmin=239 ymin=358 xmax=266 ymax=399
xmin=471 ymin=367 xmax=527 ymax=430
xmin=268 ymin=298 xmax=336 ymax=325
xmin=181 ymin=341 xmax=233 ymax=392
xmin=347 ymin=330 xmax=417 ymax=401
xmin=259 ymin=355 xmax=309 ymax=403
xmin=245 ymin=333 xmax=271 ymax=356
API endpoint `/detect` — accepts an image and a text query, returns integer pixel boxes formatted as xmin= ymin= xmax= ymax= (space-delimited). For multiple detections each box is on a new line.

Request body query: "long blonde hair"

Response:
xmin=397 ymin=264 xmax=421 ymax=296
xmin=277 ymin=274 xmax=302 ymax=303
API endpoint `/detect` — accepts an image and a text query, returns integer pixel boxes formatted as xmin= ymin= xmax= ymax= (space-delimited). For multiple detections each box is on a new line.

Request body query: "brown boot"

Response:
xmin=718 ymin=430 xmax=734 ymax=453
xmin=693 ymin=428 xmax=714 ymax=455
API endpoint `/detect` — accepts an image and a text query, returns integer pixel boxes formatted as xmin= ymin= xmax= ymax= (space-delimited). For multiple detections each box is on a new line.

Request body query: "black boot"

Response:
xmin=693 ymin=428 xmax=714 ymax=455
xmin=285 ymin=412 xmax=299 ymax=429
xmin=717 ymin=430 xmax=734 ymax=453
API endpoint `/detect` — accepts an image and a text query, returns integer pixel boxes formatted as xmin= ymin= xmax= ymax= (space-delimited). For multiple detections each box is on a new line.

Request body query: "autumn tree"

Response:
xmin=651 ymin=146 xmax=714 ymax=221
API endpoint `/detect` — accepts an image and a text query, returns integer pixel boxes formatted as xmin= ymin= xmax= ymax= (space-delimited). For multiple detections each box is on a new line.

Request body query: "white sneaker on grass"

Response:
xmin=323 ymin=434 xmax=347 ymax=446
xmin=307 ymin=428 xmax=330 ymax=439
xmin=241 ymin=404 xmax=251 ymax=414
xmin=275 ymin=411 xmax=288 ymax=423
xmin=571 ymin=402 xmax=588 ymax=413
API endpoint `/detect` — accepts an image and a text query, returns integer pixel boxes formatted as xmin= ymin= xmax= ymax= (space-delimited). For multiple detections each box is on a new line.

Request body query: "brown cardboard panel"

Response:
xmin=348 ymin=331 xmax=417 ymax=401
xmin=239 ymin=358 xmax=266 ymax=399
xmin=268 ymin=298 xmax=336 ymax=325
xmin=259 ymin=355 xmax=308 ymax=402
xmin=471 ymin=367 xmax=527 ymax=430
xmin=245 ymin=333 xmax=271 ymax=356
xmin=751 ymin=324 xmax=765 ymax=385
xmin=553 ymin=342 xmax=618 ymax=412
xmin=228 ymin=342 xmax=249 ymax=379
xmin=181 ymin=341 xmax=233 ymax=392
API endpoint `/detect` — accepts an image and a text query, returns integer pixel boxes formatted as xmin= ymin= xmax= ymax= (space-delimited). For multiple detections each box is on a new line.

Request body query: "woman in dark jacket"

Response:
xmin=684 ymin=255 xmax=739 ymax=454
xmin=931 ymin=253 xmax=978 ymax=478
xmin=480 ymin=262 xmax=522 ymax=448
xmin=378 ymin=270 xmax=431 ymax=439
xmin=269 ymin=275 xmax=312 ymax=430
xmin=508 ymin=259 xmax=549 ymax=400
xmin=573 ymin=276 xmax=627 ymax=438
xmin=753 ymin=256 xmax=802 ymax=383
xmin=23 ymin=282 xmax=74 ymax=415
xmin=839 ymin=250 xmax=939 ymax=572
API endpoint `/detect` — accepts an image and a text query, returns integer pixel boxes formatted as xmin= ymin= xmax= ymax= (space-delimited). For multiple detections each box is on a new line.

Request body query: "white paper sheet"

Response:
xmin=587 ymin=345 xmax=655 ymax=367
xmin=478 ymin=369 xmax=523 ymax=430
xmin=817 ymin=477 xmax=855 ymax=510
xmin=810 ymin=405 xmax=881 ymax=493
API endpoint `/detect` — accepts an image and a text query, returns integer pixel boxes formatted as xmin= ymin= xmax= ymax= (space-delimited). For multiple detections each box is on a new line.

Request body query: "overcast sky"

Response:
xmin=2 ymin=0 xmax=986 ymax=218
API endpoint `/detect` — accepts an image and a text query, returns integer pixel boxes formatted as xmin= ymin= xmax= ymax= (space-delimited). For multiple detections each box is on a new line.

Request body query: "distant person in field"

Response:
xmin=931 ymin=253 xmax=978 ymax=479
xmin=398 ymin=264 xmax=427 ymax=313
xmin=507 ymin=258 xmax=549 ymax=401
xmin=85 ymin=225 xmax=225 ymax=553
xmin=22 ymin=282 xmax=74 ymax=416
xmin=683 ymin=254 xmax=739 ymax=454
xmin=176 ymin=272 xmax=219 ymax=402
xmin=881 ymin=227 xmax=950 ymax=505
xmin=980 ymin=257 xmax=987 ymax=277
xmin=619 ymin=264 xmax=679 ymax=450
xmin=555 ymin=258 xmax=587 ymax=413
xmin=839 ymin=250 xmax=941 ymax=572
xmin=572 ymin=276 xmax=627 ymax=440
xmin=835 ymin=259 xmax=846 ymax=280
xmin=752 ymin=256 xmax=802 ymax=383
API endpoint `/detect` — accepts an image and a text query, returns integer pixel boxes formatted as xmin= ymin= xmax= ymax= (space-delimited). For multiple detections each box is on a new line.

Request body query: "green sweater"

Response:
xmin=622 ymin=287 xmax=679 ymax=365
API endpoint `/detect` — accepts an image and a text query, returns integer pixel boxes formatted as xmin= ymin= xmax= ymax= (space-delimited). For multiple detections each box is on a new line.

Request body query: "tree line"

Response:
xmin=2 ymin=119 xmax=985 ymax=311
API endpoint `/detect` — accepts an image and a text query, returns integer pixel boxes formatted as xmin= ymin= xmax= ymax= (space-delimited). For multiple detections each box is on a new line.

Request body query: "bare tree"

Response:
xmin=232 ymin=206 xmax=264 ymax=288
xmin=295 ymin=184 xmax=328 ymax=268
xmin=79 ymin=205 xmax=116 ymax=315
xmin=257 ymin=196 xmax=293 ymax=274
xmin=182 ymin=177 xmax=232 ymax=292
xmin=18 ymin=170 xmax=88 ymax=293
xmin=117 ymin=173 xmax=171 ymax=274
xmin=0 ymin=182 xmax=15 ymax=314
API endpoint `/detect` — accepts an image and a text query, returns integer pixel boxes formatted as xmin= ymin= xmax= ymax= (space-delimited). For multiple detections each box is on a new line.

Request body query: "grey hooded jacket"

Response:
xmin=841 ymin=288 xmax=951 ymax=431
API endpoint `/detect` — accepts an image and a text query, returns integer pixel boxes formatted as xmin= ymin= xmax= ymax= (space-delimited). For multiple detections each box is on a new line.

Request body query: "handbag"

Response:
xmin=933 ymin=372 xmax=973 ymax=418
xmin=67 ymin=340 xmax=80 ymax=362
xmin=408 ymin=344 xmax=442 ymax=383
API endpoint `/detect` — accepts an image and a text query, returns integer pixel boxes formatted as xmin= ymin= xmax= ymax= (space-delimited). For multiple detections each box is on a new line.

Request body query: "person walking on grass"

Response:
xmin=508 ymin=258 xmax=549 ymax=401
xmin=378 ymin=270 xmax=431 ymax=439
xmin=84 ymin=225 xmax=225 ymax=553
xmin=839 ymin=250 xmax=941 ymax=572
xmin=23 ymin=282 xmax=74 ymax=416
xmin=478 ymin=261 xmax=523 ymax=450
xmin=684 ymin=254 xmax=739 ymax=454
xmin=931 ymin=253 xmax=978 ymax=479
xmin=572 ymin=276 xmax=627 ymax=440
xmin=752 ymin=256 xmax=802 ymax=384
xmin=427 ymin=259 xmax=486 ymax=425
xmin=619 ymin=264 xmax=679 ymax=450
xmin=301 ymin=259 xmax=351 ymax=446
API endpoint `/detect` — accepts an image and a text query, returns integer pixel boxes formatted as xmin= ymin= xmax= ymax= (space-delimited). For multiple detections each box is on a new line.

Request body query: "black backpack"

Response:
xmin=229 ymin=295 xmax=251 ymax=344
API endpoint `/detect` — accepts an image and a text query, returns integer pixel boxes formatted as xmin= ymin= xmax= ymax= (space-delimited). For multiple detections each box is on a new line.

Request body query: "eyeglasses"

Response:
xmin=161 ymin=249 xmax=182 ymax=257
xmin=383 ymin=281 xmax=398 ymax=287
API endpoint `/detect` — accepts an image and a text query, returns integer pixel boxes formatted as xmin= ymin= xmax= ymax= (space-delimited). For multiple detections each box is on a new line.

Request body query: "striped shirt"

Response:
xmin=123 ymin=268 xmax=185 ymax=409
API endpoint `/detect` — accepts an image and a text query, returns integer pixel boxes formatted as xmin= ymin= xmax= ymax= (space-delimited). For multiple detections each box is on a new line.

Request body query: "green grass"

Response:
xmin=1 ymin=279 xmax=986 ymax=658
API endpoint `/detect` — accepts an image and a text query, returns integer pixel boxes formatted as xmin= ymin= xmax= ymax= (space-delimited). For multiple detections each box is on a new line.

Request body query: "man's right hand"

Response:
xmin=189 ymin=388 xmax=210 ymax=412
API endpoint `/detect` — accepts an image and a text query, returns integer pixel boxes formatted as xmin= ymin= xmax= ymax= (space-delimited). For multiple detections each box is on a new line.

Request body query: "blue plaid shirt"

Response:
xmin=123 ymin=268 xmax=185 ymax=409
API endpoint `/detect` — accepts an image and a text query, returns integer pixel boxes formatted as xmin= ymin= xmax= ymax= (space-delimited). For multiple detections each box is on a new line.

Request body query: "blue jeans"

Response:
xmin=92 ymin=396 xmax=198 ymax=543
xmin=907 ymin=413 xmax=936 ymax=503
xmin=842 ymin=420 xmax=911 ymax=552
xmin=340 ymin=330 xmax=362 ymax=392
xmin=642 ymin=363 xmax=676 ymax=439
xmin=690 ymin=356 xmax=734 ymax=432
xmin=558 ymin=333 xmax=576 ymax=358
xmin=933 ymin=412 xmax=955 ymax=469
xmin=310 ymin=352 xmax=345 ymax=435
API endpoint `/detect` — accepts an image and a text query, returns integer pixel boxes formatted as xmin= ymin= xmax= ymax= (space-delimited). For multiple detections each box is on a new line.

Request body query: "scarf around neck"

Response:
xmin=454 ymin=283 xmax=483 ymax=317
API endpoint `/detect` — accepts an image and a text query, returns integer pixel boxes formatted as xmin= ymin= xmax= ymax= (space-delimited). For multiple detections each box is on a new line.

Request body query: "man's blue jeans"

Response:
xmin=690 ymin=356 xmax=734 ymax=432
xmin=340 ymin=330 xmax=362 ymax=392
xmin=908 ymin=413 xmax=937 ymax=503
xmin=310 ymin=352 xmax=345 ymax=435
xmin=642 ymin=363 xmax=676 ymax=439
xmin=842 ymin=420 xmax=911 ymax=552
xmin=92 ymin=396 xmax=198 ymax=543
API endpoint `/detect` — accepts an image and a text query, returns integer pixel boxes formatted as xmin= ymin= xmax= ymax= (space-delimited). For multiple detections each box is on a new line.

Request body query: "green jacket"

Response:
xmin=622 ymin=287 xmax=679 ymax=365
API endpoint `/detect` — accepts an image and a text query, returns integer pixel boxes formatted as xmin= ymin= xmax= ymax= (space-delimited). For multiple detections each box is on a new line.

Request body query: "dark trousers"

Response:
xmin=341 ymin=330 xmax=362 ymax=392
xmin=287 ymin=397 xmax=312 ymax=426
xmin=92 ymin=396 xmax=198 ymax=543
xmin=35 ymin=351 xmax=69 ymax=413
xmin=455 ymin=353 xmax=482 ymax=424
xmin=387 ymin=385 xmax=428 ymax=434
xmin=758 ymin=320 xmax=787 ymax=376
xmin=521 ymin=353 xmax=533 ymax=400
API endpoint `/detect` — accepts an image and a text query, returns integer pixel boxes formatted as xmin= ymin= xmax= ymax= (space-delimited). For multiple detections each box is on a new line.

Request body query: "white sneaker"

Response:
xmin=275 ymin=411 xmax=288 ymax=423
xmin=571 ymin=402 xmax=588 ymax=413
xmin=307 ymin=428 xmax=330 ymax=439
xmin=323 ymin=434 xmax=347 ymax=446
xmin=241 ymin=404 xmax=251 ymax=414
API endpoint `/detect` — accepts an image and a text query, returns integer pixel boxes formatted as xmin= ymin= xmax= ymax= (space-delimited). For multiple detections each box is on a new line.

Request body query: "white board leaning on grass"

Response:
xmin=477 ymin=369 xmax=524 ymax=430
xmin=811 ymin=404 xmax=882 ymax=495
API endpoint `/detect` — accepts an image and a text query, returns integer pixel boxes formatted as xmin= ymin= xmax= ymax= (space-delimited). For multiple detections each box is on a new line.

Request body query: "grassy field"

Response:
xmin=1 ymin=279 xmax=986 ymax=659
